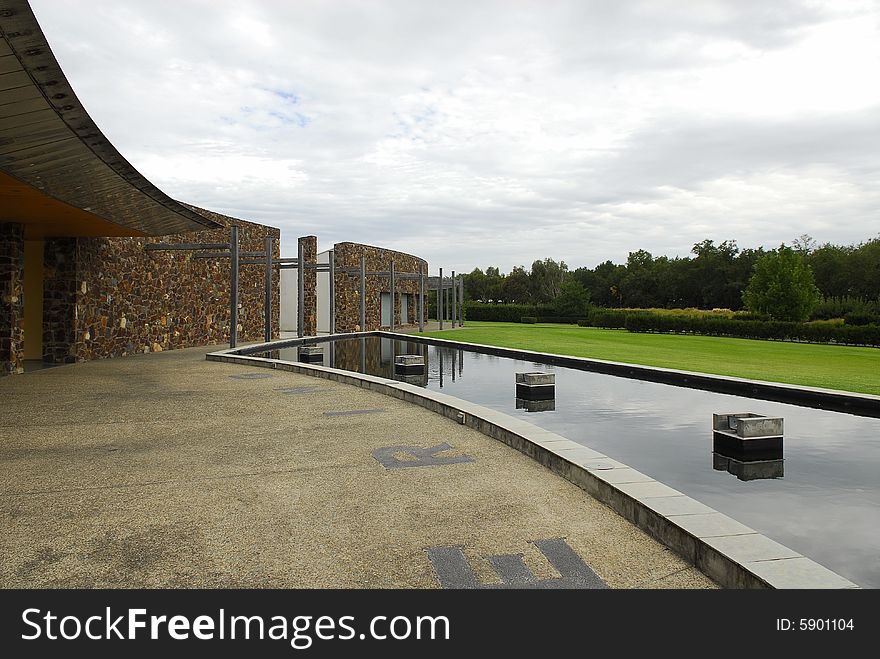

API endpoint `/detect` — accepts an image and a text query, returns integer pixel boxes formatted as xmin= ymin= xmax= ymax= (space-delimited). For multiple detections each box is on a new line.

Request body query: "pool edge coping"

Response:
xmin=207 ymin=339 xmax=861 ymax=590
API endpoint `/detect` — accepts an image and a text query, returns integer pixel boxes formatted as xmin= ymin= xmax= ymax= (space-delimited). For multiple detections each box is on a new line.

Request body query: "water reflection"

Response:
xmin=516 ymin=398 xmax=556 ymax=412
xmin=713 ymin=452 xmax=785 ymax=481
xmin=250 ymin=336 xmax=880 ymax=587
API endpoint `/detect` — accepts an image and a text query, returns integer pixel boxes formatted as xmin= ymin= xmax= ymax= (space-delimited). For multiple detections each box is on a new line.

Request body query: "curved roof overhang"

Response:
xmin=0 ymin=1 xmax=221 ymax=238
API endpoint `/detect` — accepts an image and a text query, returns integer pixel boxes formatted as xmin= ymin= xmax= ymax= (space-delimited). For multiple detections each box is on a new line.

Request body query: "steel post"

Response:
xmin=451 ymin=270 xmax=456 ymax=328
xmin=230 ymin=226 xmax=239 ymax=348
xmin=418 ymin=270 xmax=425 ymax=332
xmin=459 ymin=276 xmax=465 ymax=326
xmin=264 ymin=236 xmax=273 ymax=343
xmin=329 ymin=249 xmax=336 ymax=335
xmin=359 ymin=256 xmax=366 ymax=331
xmin=297 ymin=240 xmax=305 ymax=338
xmin=439 ymin=268 xmax=443 ymax=330
xmin=390 ymin=259 xmax=395 ymax=332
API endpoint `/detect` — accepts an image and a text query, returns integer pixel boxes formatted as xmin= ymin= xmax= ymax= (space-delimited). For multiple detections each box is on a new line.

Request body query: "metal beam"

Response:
xmin=229 ymin=226 xmax=239 ymax=349
xmin=145 ymin=242 xmax=229 ymax=251
xmin=193 ymin=250 xmax=269 ymax=259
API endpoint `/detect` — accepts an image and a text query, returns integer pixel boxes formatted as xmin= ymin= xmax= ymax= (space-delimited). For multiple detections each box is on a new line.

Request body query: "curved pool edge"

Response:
xmin=207 ymin=341 xmax=861 ymax=590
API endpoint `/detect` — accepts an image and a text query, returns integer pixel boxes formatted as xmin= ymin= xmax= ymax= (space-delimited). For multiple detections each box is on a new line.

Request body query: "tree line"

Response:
xmin=463 ymin=235 xmax=880 ymax=316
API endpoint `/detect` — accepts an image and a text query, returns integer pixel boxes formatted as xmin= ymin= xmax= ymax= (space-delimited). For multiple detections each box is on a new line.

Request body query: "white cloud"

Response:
xmin=27 ymin=0 xmax=880 ymax=271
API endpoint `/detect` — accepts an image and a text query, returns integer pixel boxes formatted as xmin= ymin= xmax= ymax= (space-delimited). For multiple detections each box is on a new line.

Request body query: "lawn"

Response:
xmin=422 ymin=321 xmax=880 ymax=395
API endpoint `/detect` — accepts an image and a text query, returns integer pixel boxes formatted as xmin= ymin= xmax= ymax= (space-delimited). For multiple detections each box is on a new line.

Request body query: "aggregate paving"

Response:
xmin=0 ymin=345 xmax=717 ymax=589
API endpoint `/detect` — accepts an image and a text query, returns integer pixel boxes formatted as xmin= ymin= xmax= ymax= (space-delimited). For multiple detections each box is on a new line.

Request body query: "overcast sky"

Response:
xmin=29 ymin=0 xmax=880 ymax=272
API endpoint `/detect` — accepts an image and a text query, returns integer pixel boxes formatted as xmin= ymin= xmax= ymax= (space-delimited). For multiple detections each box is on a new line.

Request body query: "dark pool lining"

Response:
xmin=234 ymin=331 xmax=880 ymax=419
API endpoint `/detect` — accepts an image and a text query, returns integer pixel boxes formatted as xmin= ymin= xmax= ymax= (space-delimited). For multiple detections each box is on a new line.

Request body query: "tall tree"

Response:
xmin=620 ymin=249 xmax=658 ymax=308
xmin=742 ymin=245 xmax=821 ymax=321
xmin=502 ymin=266 xmax=531 ymax=303
xmin=463 ymin=268 xmax=488 ymax=302
xmin=529 ymin=258 xmax=568 ymax=303
xmin=807 ymin=244 xmax=852 ymax=298
xmin=553 ymin=281 xmax=591 ymax=316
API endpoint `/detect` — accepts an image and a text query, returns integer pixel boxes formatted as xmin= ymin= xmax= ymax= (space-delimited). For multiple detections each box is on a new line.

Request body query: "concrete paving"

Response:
xmin=0 ymin=345 xmax=717 ymax=589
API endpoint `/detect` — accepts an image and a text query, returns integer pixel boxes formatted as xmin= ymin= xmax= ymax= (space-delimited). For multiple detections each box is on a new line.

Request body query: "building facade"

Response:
xmin=280 ymin=239 xmax=427 ymax=334
xmin=1 ymin=2 xmax=279 ymax=374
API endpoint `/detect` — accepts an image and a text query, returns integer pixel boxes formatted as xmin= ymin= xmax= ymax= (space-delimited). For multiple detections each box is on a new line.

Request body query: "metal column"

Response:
xmin=451 ymin=270 xmax=456 ymax=328
xmin=264 ymin=235 xmax=273 ymax=343
xmin=390 ymin=259 xmax=395 ymax=332
xmin=460 ymin=276 xmax=465 ymax=326
xmin=438 ymin=268 xmax=443 ymax=330
xmin=359 ymin=256 xmax=366 ymax=331
xmin=297 ymin=240 xmax=305 ymax=338
xmin=418 ymin=269 xmax=425 ymax=333
xmin=229 ymin=226 xmax=239 ymax=349
xmin=329 ymin=249 xmax=336 ymax=335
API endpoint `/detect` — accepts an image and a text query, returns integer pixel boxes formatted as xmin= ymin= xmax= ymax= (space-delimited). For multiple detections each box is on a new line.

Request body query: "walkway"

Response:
xmin=0 ymin=346 xmax=715 ymax=588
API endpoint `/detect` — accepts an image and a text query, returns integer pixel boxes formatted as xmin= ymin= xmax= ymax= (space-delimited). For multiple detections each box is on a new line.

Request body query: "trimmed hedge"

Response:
xmin=463 ymin=303 xmax=556 ymax=322
xmin=844 ymin=312 xmax=880 ymax=326
xmin=535 ymin=316 xmax=584 ymax=324
xmin=521 ymin=316 xmax=538 ymax=324
xmin=731 ymin=312 xmax=771 ymax=321
xmin=620 ymin=313 xmax=880 ymax=346
xmin=811 ymin=296 xmax=880 ymax=321
xmin=576 ymin=308 xmax=657 ymax=329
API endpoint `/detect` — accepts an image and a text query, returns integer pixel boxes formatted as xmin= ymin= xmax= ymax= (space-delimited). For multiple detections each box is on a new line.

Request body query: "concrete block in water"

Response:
xmin=395 ymin=354 xmax=425 ymax=375
xmin=299 ymin=345 xmax=324 ymax=362
xmin=516 ymin=372 xmax=555 ymax=386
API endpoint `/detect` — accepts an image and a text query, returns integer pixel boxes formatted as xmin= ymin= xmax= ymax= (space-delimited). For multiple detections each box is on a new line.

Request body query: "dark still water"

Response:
xmin=261 ymin=337 xmax=880 ymax=587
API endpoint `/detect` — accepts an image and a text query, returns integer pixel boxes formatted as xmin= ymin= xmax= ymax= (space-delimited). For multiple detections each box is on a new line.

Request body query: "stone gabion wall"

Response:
xmin=299 ymin=236 xmax=317 ymax=336
xmin=52 ymin=206 xmax=280 ymax=363
xmin=0 ymin=222 xmax=24 ymax=375
xmin=42 ymin=237 xmax=77 ymax=363
xmin=332 ymin=242 xmax=427 ymax=332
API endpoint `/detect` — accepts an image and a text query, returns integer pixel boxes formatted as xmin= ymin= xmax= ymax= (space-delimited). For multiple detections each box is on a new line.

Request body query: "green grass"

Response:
xmin=422 ymin=321 xmax=880 ymax=395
